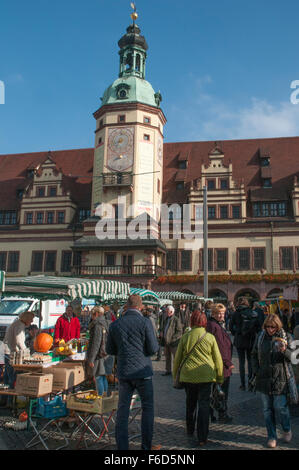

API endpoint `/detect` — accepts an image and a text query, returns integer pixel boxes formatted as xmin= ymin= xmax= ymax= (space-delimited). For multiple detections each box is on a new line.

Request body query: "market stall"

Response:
xmin=0 ymin=275 xmax=131 ymax=449
xmin=154 ymin=291 xmax=210 ymax=303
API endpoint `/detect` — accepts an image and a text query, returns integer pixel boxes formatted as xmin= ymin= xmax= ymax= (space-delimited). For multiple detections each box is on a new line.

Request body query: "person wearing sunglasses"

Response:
xmin=251 ymin=314 xmax=294 ymax=448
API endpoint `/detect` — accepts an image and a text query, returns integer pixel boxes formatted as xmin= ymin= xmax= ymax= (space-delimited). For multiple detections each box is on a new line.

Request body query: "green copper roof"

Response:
xmin=101 ymin=75 xmax=161 ymax=108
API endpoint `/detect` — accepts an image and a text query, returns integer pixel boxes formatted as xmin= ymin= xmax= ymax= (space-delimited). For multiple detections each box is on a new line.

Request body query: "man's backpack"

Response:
xmin=240 ymin=311 xmax=258 ymax=337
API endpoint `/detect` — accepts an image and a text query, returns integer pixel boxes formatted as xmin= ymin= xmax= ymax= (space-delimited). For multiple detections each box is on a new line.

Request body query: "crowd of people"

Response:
xmin=1 ymin=294 xmax=299 ymax=450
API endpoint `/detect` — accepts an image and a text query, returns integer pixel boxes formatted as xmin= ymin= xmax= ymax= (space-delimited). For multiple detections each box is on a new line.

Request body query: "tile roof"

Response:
xmin=0 ymin=148 xmax=94 ymax=210
xmin=1 ymin=135 xmax=299 ymax=211
xmin=162 ymin=136 xmax=299 ymax=204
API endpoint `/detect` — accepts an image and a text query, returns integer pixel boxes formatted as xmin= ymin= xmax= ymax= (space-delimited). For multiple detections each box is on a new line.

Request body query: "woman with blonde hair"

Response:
xmin=251 ymin=314 xmax=295 ymax=448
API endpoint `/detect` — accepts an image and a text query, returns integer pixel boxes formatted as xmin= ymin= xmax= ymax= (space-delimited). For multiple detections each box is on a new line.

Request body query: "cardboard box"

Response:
xmin=47 ymin=364 xmax=85 ymax=391
xmin=15 ymin=373 xmax=53 ymax=396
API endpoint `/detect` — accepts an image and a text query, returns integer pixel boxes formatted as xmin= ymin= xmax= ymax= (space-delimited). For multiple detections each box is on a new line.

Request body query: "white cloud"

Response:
xmin=170 ymin=75 xmax=299 ymax=142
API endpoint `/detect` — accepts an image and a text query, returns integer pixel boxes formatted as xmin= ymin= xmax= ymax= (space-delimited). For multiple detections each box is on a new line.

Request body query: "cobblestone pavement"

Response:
xmin=0 ymin=349 xmax=299 ymax=451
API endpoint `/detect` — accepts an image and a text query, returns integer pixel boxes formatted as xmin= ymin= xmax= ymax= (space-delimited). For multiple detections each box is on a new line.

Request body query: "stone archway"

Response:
xmin=209 ymin=289 xmax=228 ymax=305
xmin=234 ymin=288 xmax=260 ymax=307
xmin=266 ymin=288 xmax=283 ymax=298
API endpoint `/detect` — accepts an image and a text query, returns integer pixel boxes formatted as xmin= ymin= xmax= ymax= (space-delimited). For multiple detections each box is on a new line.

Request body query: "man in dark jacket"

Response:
xmin=106 ymin=294 xmax=159 ymax=451
xmin=230 ymin=297 xmax=260 ymax=390
xmin=207 ymin=303 xmax=234 ymax=423
xmin=159 ymin=305 xmax=184 ymax=376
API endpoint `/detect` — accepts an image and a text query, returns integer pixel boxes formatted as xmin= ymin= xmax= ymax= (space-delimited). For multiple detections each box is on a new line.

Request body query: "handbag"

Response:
xmin=173 ymin=332 xmax=207 ymax=389
xmin=283 ymin=361 xmax=299 ymax=405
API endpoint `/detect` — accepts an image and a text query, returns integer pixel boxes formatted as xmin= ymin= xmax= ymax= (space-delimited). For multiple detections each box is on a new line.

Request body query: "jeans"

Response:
xmin=116 ymin=377 xmax=154 ymax=450
xmin=184 ymin=382 xmax=212 ymax=442
xmin=236 ymin=348 xmax=252 ymax=387
xmin=4 ymin=354 xmax=16 ymax=405
xmin=96 ymin=375 xmax=108 ymax=396
xmin=260 ymin=393 xmax=291 ymax=440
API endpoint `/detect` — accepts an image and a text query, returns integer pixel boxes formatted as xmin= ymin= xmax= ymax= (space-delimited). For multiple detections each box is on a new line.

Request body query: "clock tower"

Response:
xmin=91 ymin=9 xmax=167 ymax=225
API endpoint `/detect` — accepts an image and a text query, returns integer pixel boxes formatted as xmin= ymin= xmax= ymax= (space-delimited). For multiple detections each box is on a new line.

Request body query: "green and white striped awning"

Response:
xmin=154 ymin=291 xmax=205 ymax=302
xmin=129 ymin=288 xmax=160 ymax=305
xmin=0 ymin=271 xmax=5 ymax=292
xmin=3 ymin=275 xmax=130 ymax=302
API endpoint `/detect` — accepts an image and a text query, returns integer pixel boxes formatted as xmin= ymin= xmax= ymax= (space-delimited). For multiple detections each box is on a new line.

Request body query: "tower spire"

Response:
xmin=118 ymin=4 xmax=148 ymax=79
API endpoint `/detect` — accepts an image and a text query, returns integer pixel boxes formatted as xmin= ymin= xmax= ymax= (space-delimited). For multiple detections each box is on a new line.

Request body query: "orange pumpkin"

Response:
xmin=33 ymin=333 xmax=53 ymax=353
xmin=19 ymin=411 xmax=28 ymax=422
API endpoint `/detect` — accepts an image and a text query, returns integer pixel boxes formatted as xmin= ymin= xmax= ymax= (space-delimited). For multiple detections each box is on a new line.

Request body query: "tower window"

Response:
xmin=144 ymin=116 xmax=151 ymax=124
xmin=136 ymin=54 xmax=141 ymax=72
xmin=144 ymin=134 xmax=150 ymax=141
xmin=118 ymin=115 xmax=126 ymax=123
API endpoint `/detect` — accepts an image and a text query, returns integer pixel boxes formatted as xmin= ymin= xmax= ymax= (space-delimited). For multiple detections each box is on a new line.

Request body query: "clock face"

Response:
xmin=107 ymin=127 xmax=134 ymax=171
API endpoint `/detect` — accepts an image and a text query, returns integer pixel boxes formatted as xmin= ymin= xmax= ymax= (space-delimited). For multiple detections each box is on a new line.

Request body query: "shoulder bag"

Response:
xmin=173 ymin=332 xmax=207 ymax=389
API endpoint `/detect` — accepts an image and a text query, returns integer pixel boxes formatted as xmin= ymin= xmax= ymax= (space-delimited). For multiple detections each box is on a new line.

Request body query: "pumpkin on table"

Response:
xmin=33 ymin=333 xmax=53 ymax=353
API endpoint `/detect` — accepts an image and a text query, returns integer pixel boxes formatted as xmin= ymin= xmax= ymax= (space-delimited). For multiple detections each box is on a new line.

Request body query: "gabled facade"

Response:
xmin=1 ymin=16 xmax=299 ymax=304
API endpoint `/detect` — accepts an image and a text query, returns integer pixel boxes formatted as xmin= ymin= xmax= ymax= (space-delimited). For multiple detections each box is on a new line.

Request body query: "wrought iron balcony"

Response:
xmin=102 ymin=173 xmax=133 ymax=187
xmin=72 ymin=264 xmax=165 ymax=277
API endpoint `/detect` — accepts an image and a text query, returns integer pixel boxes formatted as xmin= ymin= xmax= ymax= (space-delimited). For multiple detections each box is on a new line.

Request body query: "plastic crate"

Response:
xmin=34 ymin=395 xmax=69 ymax=419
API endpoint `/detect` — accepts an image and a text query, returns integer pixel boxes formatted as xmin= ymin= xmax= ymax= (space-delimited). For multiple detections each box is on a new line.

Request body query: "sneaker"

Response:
xmin=283 ymin=430 xmax=292 ymax=443
xmin=267 ymin=439 xmax=277 ymax=448
xmin=239 ymin=385 xmax=246 ymax=391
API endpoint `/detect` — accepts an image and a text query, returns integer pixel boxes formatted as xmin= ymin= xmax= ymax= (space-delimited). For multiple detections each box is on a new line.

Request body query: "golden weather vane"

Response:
xmin=130 ymin=2 xmax=138 ymax=22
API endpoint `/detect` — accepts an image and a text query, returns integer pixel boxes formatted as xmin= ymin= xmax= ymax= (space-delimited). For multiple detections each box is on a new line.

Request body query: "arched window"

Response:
xmin=136 ymin=54 xmax=141 ymax=72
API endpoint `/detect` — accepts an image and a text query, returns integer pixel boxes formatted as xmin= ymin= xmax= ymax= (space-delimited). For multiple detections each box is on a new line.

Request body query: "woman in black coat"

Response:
xmin=251 ymin=314 xmax=294 ymax=448
xmin=207 ymin=303 xmax=234 ymax=423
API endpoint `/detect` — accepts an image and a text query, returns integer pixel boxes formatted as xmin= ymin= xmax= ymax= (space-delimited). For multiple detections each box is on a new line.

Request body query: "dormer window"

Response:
xmin=17 ymin=189 xmax=24 ymax=200
xmin=263 ymin=178 xmax=272 ymax=188
xmin=178 ymin=160 xmax=187 ymax=169
xmin=261 ymin=157 xmax=270 ymax=167
xmin=176 ymin=182 xmax=184 ymax=190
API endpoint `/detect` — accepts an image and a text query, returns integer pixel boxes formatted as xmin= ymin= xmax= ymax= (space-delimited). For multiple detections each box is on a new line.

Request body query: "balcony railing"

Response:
xmin=102 ymin=173 xmax=133 ymax=187
xmin=72 ymin=264 xmax=165 ymax=277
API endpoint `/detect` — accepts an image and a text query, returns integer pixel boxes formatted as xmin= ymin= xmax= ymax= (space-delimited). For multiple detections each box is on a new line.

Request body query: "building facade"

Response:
xmin=1 ymin=18 xmax=299 ymax=304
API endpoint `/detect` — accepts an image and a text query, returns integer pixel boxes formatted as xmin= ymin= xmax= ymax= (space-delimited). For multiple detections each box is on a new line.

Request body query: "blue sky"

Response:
xmin=0 ymin=0 xmax=299 ymax=154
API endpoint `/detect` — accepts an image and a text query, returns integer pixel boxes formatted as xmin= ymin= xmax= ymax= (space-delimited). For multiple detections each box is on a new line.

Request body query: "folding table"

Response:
xmin=67 ymin=390 xmax=118 ymax=449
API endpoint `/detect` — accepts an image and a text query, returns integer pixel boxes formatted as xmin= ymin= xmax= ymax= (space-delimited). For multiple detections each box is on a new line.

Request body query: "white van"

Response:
xmin=0 ymin=296 xmax=67 ymax=342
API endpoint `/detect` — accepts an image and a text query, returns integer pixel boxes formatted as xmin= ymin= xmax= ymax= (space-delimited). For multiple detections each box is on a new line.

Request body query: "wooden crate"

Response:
xmin=66 ymin=390 xmax=118 ymax=414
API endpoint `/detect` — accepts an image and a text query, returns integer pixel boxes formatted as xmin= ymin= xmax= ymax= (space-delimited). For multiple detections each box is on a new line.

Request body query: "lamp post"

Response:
xmin=203 ymin=186 xmax=208 ymax=299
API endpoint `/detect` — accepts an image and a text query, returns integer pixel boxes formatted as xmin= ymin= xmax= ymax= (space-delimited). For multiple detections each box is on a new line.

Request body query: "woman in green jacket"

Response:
xmin=173 ymin=310 xmax=223 ymax=446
